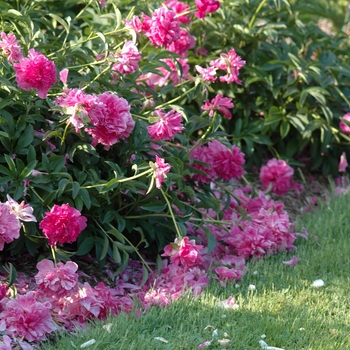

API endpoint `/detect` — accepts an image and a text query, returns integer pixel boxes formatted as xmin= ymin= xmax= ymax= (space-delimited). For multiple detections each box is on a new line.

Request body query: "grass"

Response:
xmin=41 ymin=192 xmax=350 ymax=350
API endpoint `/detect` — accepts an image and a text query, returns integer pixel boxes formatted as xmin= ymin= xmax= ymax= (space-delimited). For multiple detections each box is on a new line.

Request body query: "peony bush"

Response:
xmin=0 ymin=0 xmax=347 ymax=347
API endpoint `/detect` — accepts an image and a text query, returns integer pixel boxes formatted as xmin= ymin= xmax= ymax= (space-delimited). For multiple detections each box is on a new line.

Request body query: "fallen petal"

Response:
xmin=198 ymin=340 xmax=212 ymax=348
xmin=311 ymin=279 xmax=325 ymax=288
xmin=218 ymin=338 xmax=230 ymax=348
xmin=282 ymin=255 xmax=300 ymax=266
xmin=216 ymin=296 xmax=239 ymax=309
xmin=80 ymin=339 xmax=96 ymax=348
xmin=259 ymin=340 xmax=285 ymax=350
xmin=102 ymin=323 xmax=113 ymax=333
xmin=154 ymin=337 xmax=169 ymax=344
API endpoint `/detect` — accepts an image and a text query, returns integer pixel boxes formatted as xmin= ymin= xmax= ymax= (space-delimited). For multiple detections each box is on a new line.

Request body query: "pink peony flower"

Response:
xmin=210 ymin=48 xmax=245 ymax=84
xmin=339 ymin=113 xmax=350 ymax=134
xmin=0 ymin=202 xmax=21 ymax=251
xmin=339 ymin=152 xmax=348 ymax=172
xmin=35 ymin=259 xmax=79 ymax=298
xmin=282 ymin=255 xmax=300 ymax=266
xmin=0 ymin=291 xmax=58 ymax=342
xmin=166 ymin=29 xmax=196 ymax=57
xmin=0 ymin=282 xmax=8 ymax=301
xmin=144 ymin=7 xmax=180 ymax=47
xmin=39 ymin=203 xmax=87 ymax=247
xmin=55 ymin=88 xmax=101 ymax=132
xmin=195 ymin=0 xmax=220 ymax=18
xmin=59 ymin=68 xmax=69 ymax=85
xmin=112 ymin=41 xmax=141 ymax=75
xmin=209 ymin=140 xmax=245 ymax=181
xmin=85 ymin=92 xmax=135 ymax=150
xmin=189 ymin=144 xmax=217 ymax=184
xmin=165 ymin=0 xmax=191 ymax=23
xmin=147 ymin=109 xmax=184 ymax=141
xmin=163 ymin=237 xmax=204 ymax=268
xmin=152 ymin=156 xmax=172 ymax=189
xmin=139 ymin=58 xmax=189 ymax=88
xmin=195 ymin=65 xmax=217 ymax=82
xmin=201 ymin=94 xmax=234 ymax=119
xmin=6 ymin=195 xmax=37 ymax=222
xmin=13 ymin=49 xmax=57 ymax=98
xmin=124 ymin=15 xmax=144 ymax=33
xmin=0 ymin=32 xmax=23 ymax=62
xmin=0 ymin=335 xmax=12 ymax=350
xmin=259 ymin=158 xmax=294 ymax=195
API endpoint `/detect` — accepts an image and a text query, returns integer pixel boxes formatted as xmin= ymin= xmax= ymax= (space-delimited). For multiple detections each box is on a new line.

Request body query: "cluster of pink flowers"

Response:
xmin=201 ymin=93 xmax=234 ymax=119
xmin=189 ymin=140 xmax=245 ymax=184
xmin=196 ymin=48 xmax=246 ymax=85
xmin=339 ymin=112 xmax=350 ymax=134
xmin=126 ymin=7 xmax=180 ymax=47
xmin=162 ymin=236 xmax=204 ymax=268
xmin=14 ymin=48 xmax=57 ymax=99
xmin=112 ymin=41 xmax=141 ymax=75
xmin=0 ymin=202 xmax=21 ymax=251
xmin=56 ymin=89 xmax=135 ymax=150
xmin=139 ymin=57 xmax=190 ymax=88
xmin=152 ymin=156 xmax=172 ymax=189
xmin=0 ymin=32 xmax=23 ymax=62
xmin=147 ymin=109 xmax=184 ymax=141
xmin=195 ymin=0 xmax=221 ymax=18
xmin=39 ymin=203 xmax=87 ymax=247
xmin=259 ymin=158 xmax=295 ymax=195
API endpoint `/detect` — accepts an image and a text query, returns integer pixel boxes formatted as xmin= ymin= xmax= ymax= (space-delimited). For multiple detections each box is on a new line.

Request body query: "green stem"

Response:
xmin=51 ymin=246 xmax=57 ymax=267
xmin=201 ymin=111 xmax=217 ymax=140
xmin=82 ymin=63 xmax=113 ymax=90
xmin=155 ymin=84 xmax=198 ymax=110
xmin=159 ymin=187 xmax=183 ymax=239
xmin=248 ymin=0 xmax=268 ymax=30
xmin=61 ymin=122 xmax=71 ymax=146
xmin=81 ymin=168 xmax=154 ymax=189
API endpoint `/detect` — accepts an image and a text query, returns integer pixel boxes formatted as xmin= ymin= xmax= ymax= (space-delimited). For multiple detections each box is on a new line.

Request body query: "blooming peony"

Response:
xmin=162 ymin=237 xmax=204 ymax=268
xmin=112 ymin=41 xmax=141 ymax=75
xmin=143 ymin=7 xmax=180 ymax=47
xmin=0 ymin=32 xmax=23 ymax=62
xmin=152 ymin=156 xmax=172 ymax=189
xmin=55 ymin=88 xmax=102 ymax=132
xmin=13 ymin=49 xmax=57 ymax=98
xmin=0 ymin=291 xmax=58 ymax=342
xmin=210 ymin=48 xmax=245 ymax=84
xmin=165 ymin=0 xmax=191 ymax=24
xmin=209 ymin=140 xmax=245 ymax=181
xmin=189 ymin=144 xmax=217 ymax=184
xmin=195 ymin=65 xmax=217 ymax=83
xmin=6 ymin=195 xmax=37 ymax=222
xmin=39 ymin=203 xmax=87 ymax=247
xmin=201 ymin=94 xmax=234 ymax=119
xmin=147 ymin=109 xmax=184 ymax=141
xmin=195 ymin=0 xmax=220 ymax=18
xmin=339 ymin=113 xmax=350 ymax=134
xmin=85 ymin=92 xmax=135 ymax=150
xmin=166 ymin=29 xmax=196 ymax=57
xmin=35 ymin=259 xmax=79 ymax=298
xmin=0 ymin=202 xmax=21 ymax=251
xmin=259 ymin=158 xmax=294 ymax=195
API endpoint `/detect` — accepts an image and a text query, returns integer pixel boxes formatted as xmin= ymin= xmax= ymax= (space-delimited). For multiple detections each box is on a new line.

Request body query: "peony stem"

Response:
xmin=159 ymin=187 xmax=183 ymax=239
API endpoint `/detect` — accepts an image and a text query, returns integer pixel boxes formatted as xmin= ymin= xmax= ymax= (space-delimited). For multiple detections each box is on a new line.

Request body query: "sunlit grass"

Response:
xmin=41 ymin=192 xmax=350 ymax=350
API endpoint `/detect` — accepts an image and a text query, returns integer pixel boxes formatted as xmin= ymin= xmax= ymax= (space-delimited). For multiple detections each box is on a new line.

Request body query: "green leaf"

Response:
xmin=76 ymin=237 xmax=95 ymax=256
xmin=140 ymin=202 xmax=167 ymax=212
xmin=112 ymin=242 xmax=121 ymax=263
xmin=99 ymin=235 xmax=109 ymax=261
xmin=107 ymin=228 xmax=125 ymax=244
xmin=113 ymin=251 xmax=129 ymax=277
xmin=280 ymin=120 xmax=290 ymax=139
xmin=140 ymin=264 xmax=149 ymax=287
xmin=72 ymin=182 xmax=80 ymax=199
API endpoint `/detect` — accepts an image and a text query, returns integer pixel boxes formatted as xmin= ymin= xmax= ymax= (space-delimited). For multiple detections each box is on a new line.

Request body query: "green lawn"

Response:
xmin=42 ymin=192 xmax=350 ymax=350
